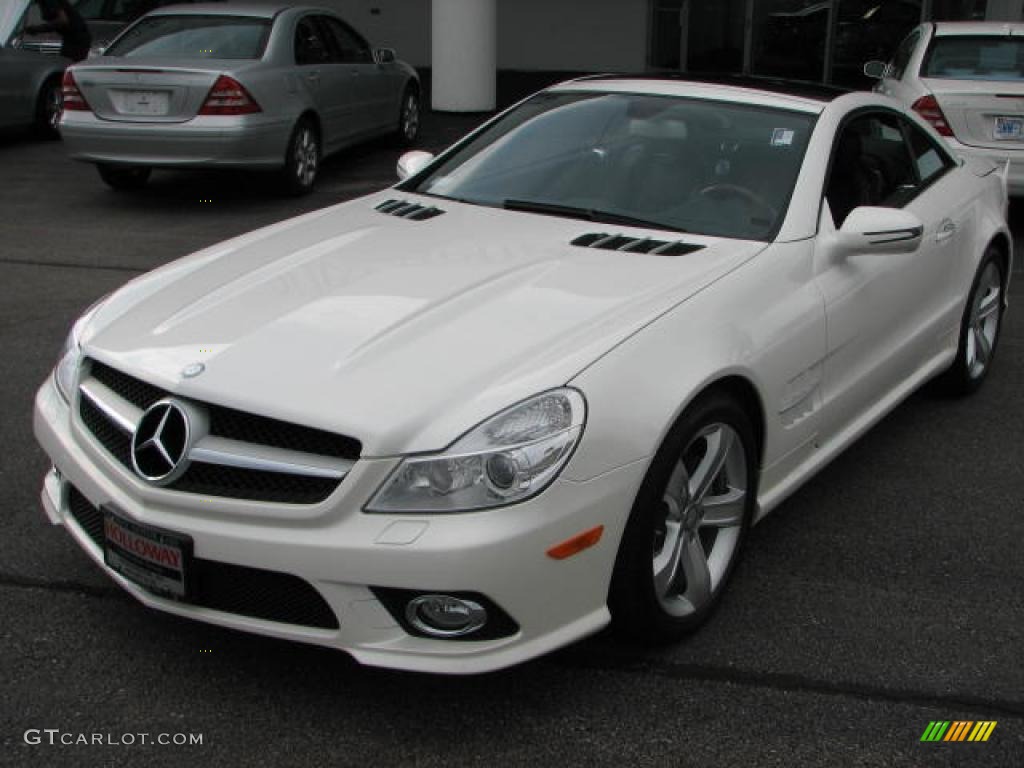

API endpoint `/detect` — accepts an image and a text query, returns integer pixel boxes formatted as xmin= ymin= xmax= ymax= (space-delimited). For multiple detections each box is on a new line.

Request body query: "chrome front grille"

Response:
xmin=78 ymin=360 xmax=360 ymax=504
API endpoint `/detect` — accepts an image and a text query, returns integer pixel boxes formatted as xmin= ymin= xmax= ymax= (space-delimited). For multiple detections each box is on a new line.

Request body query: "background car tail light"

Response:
xmin=912 ymin=95 xmax=954 ymax=137
xmin=61 ymin=71 xmax=91 ymax=112
xmin=199 ymin=75 xmax=261 ymax=115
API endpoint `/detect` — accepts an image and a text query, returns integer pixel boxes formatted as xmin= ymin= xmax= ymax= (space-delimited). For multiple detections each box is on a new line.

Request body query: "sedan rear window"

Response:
xmin=923 ymin=36 xmax=1024 ymax=80
xmin=106 ymin=15 xmax=272 ymax=59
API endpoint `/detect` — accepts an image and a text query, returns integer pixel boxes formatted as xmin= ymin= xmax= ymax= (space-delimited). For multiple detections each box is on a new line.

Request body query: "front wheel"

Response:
xmin=280 ymin=118 xmax=320 ymax=196
xmin=97 ymin=164 xmax=151 ymax=190
xmin=937 ymin=246 xmax=1005 ymax=396
xmin=609 ymin=393 xmax=756 ymax=642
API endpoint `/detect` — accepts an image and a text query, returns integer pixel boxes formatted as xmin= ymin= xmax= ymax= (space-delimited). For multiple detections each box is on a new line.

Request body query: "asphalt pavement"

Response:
xmin=0 ymin=112 xmax=1022 ymax=768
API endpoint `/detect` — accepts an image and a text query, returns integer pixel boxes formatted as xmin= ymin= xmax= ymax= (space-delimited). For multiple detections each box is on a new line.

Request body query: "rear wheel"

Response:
xmin=97 ymin=164 xmax=151 ymax=190
xmin=34 ymin=77 xmax=63 ymax=139
xmin=394 ymin=85 xmax=420 ymax=146
xmin=281 ymin=118 xmax=320 ymax=196
xmin=937 ymin=246 xmax=1005 ymax=396
xmin=609 ymin=392 xmax=756 ymax=642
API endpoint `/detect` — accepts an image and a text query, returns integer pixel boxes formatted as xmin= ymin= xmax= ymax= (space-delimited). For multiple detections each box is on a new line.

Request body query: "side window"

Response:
xmin=826 ymin=113 xmax=918 ymax=227
xmin=889 ymin=29 xmax=920 ymax=80
xmin=902 ymin=118 xmax=954 ymax=186
xmin=294 ymin=16 xmax=330 ymax=66
xmin=319 ymin=16 xmax=373 ymax=64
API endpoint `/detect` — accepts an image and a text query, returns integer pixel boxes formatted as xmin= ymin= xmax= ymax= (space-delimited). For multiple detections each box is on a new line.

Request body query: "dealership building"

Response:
xmin=327 ymin=0 xmax=1024 ymax=109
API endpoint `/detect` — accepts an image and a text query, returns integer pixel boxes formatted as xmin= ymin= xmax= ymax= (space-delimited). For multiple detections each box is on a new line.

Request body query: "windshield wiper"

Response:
xmin=502 ymin=199 xmax=685 ymax=233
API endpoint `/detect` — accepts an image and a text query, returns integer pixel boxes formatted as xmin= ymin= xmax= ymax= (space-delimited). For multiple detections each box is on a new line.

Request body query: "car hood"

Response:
xmin=82 ymin=193 xmax=765 ymax=455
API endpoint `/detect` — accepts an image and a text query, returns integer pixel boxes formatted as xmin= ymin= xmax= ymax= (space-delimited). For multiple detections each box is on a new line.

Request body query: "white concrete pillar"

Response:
xmin=431 ymin=0 xmax=497 ymax=112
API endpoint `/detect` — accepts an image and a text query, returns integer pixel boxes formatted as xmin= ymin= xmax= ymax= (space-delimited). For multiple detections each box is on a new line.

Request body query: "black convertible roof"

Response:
xmin=579 ymin=73 xmax=851 ymax=102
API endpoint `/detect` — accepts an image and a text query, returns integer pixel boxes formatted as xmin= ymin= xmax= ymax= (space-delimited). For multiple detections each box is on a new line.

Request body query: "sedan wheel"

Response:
xmin=610 ymin=393 xmax=756 ymax=642
xmin=396 ymin=88 xmax=420 ymax=146
xmin=282 ymin=120 xmax=320 ymax=195
xmin=938 ymin=246 xmax=1005 ymax=395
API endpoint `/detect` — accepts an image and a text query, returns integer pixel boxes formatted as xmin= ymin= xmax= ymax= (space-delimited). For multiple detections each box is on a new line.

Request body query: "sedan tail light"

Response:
xmin=199 ymin=75 xmax=261 ymax=115
xmin=61 ymin=70 xmax=91 ymax=112
xmin=912 ymin=95 xmax=954 ymax=137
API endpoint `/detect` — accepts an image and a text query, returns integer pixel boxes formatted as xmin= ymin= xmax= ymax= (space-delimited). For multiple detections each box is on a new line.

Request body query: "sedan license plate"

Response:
xmin=112 ymin=89 xmax=170 ymax=116
xmin=994 ymin=116 xmax=1024 ymax=140
xmin=103 ymin=509 xmax=191 ymax=600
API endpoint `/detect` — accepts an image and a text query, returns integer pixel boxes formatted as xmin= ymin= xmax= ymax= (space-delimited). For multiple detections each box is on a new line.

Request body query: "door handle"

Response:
xmin=936 ymin=219 xmax=957 ymax=242
xmin=306 ymin=71 xmax=320 ymax=82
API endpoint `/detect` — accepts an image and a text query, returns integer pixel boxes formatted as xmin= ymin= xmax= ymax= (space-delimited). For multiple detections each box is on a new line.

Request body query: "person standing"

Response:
xmin=24 ymin=0 xmax=92 ymax=62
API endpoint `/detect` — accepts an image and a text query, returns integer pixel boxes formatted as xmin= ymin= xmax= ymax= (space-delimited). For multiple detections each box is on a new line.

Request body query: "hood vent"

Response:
xmin=375 ymin=199 xmax=445 ymax=221
xmin=571 ymin=233 xmax=703 ymax=256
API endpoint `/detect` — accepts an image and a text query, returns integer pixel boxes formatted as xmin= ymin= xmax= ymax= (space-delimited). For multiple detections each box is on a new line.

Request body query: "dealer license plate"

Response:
xmin=111 ymin=89 xmax=170 ymax=116
xmin=103 ymin=509 xmax=191 ymax=600
xmin=994 ymin=116 xmax=1024 ymax=140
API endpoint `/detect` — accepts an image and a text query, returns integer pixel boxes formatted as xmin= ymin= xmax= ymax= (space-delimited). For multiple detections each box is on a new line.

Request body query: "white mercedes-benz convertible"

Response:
xmin=34 ymin=76 xmax=1011 ymax=673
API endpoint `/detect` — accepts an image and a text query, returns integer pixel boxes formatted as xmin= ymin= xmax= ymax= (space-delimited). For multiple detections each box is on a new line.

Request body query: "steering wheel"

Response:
xmin=694 ymin=183 xmax=778 ymax=226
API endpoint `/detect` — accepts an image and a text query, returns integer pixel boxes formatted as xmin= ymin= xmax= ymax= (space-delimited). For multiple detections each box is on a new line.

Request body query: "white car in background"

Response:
xmin=866 ymin=21 xmax=1024 ymax=194
xmin=34 ymin=76 xmax=1011 ymax=674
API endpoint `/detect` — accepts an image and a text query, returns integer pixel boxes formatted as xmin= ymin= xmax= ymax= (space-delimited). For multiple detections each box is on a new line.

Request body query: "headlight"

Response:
xmin=366 ymin=388 xmax=586 ymax=513
xmin=54 ymin=297 xmax=107 ymax=404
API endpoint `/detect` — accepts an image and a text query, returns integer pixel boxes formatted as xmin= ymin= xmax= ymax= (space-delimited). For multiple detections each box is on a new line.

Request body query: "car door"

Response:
xmin=291 ymin=15 xmax=339 ymax=146
xmin=815 ymin=109 xmax=963 ymax=437
xmin=317 ymin=15 xmax=385 ymax=136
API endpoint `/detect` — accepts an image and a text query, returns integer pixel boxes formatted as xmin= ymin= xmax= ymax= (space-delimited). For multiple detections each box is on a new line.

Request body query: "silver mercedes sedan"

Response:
xmin=60 ymin=2 xmax=421 ymax=193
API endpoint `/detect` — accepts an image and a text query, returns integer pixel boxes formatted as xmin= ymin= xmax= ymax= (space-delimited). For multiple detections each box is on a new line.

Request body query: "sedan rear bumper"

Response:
xmin=60 ymin=112 xmax=293 ymax=169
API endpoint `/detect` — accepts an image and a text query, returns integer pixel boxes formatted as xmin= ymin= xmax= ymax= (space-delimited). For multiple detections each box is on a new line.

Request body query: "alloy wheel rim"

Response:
xmin=402 ymin=95 xmax=419 ymax=140
xmin=295 ymin=128 xmax=318 ymax=187
xmin=652 ymin=423 xmax=747 ymax=617
xmin=965 ymin=262 xmax=1001 ymax=379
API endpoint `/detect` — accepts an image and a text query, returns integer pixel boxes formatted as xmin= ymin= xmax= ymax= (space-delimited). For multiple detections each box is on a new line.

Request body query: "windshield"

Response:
xmin=106 ymin=15 xmax=271 ymax=59
xmin=405 ymin=91 xmax=816 ymax=241
xmin=923 ymin=36 xmax=1024 ymax=80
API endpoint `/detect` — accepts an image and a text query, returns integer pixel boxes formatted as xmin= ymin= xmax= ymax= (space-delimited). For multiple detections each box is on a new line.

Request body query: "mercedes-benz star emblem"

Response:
xmin=182 ymin=362 xmax=205 ymax=379
xmin=131 ymin=400 xmax=191 ymax=484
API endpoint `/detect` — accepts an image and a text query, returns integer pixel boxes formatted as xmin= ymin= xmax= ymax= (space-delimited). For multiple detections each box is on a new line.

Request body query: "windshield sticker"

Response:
xmin=771 ymin=128 xmax=795 ymax=147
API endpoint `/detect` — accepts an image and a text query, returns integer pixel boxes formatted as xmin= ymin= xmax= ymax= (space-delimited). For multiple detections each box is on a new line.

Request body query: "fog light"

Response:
xmin=405 ymin=594 xmax=487 ymax=638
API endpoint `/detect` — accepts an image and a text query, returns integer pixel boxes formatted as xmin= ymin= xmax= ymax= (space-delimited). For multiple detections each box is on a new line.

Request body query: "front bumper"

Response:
xmin=33 ymin=377 xmax=645 ymax=674
xmin=60 ymin=112 xmax=292 ymax=169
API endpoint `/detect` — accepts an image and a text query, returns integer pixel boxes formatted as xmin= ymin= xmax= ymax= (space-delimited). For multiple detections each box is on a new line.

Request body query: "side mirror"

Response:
xmin=833 ymin=207 xmax=923 ymax=257
xmin=396 ymin=150 xmax=434 ymax=180
xmin=863 ymin=60 xmax=888 ymax=79
xmin=374 ymin=47 xmax=396 ymax=65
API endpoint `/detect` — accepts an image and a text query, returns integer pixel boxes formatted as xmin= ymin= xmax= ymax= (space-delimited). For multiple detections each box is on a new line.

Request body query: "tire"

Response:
xmin=609 ymin=392 xmax=757 ymax=643
xmin=280 ymin=118 xmax=320 ymax=196
xmin=34 ymin=77 xmax=63 ymax=139
xmin=394 ymin=85 xmax=420 ymax=146
xmin=936 ymin=245 xmax=1006 ymax=396
xmin=97 ymin=164 xmax=151 ymax=190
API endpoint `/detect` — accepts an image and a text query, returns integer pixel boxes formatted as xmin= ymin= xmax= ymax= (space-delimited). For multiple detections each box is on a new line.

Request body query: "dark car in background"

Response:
xmin=18 ymin=0 xmax=207 ymax=55
xmin=0 ymin=0 xmax=67 ymax=134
